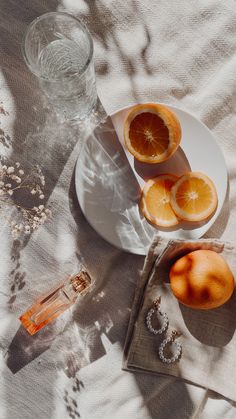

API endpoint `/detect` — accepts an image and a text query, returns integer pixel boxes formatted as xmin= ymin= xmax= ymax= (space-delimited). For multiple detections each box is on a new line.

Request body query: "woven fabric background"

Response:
xmin=0 ymin=1 xmax=236 ymax=418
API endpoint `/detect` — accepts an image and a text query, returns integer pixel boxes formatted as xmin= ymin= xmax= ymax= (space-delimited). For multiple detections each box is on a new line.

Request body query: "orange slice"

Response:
xmin=124 ymin=103 xmax=181 ymax=163
xmin=140 ymin=174 xmax=179 ymax=227
xmin=170 ymin=172 xmax=218 ymax=222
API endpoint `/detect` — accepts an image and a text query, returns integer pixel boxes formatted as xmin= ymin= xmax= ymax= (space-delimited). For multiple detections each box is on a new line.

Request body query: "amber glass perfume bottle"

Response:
xmin=19 ymin=271 xmax=91 ymax=335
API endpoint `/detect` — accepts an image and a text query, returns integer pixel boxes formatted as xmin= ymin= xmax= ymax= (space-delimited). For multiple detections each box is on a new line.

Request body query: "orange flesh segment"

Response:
xmin=141 ymin=175 xmax=179 ymax=227
xmin=129 ymin=112 xmax=169 ymax=157
xmin=146 ymin=179 xmax=174 ymax=220
xmin=175 ymin=178 xmax=214 ymax=214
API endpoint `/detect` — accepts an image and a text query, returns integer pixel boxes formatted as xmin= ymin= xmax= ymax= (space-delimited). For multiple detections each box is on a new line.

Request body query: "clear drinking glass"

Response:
xmin=22 ymin=12 xmax=97 ymax=120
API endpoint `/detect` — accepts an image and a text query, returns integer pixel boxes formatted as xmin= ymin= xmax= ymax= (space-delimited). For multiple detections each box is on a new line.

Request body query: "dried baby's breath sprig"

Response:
xmin=22 ymin=205 xmax=51 ymax=232
xmin=0 ymin=159 xmax=51 ymax=237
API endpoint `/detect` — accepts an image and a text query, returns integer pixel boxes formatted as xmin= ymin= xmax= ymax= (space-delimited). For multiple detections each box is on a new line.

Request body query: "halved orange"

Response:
xmin=140 ymin=174 xmax=179 ymax=227
xmin=124 ymin=103 xmax=181 ymax=163
xmin=170 ymin=172 xmax=218 ymax=222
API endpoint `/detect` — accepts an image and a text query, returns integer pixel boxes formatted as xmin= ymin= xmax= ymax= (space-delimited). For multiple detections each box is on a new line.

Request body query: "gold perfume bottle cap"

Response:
xmin=71 ymin=270 xmax=92 ymax=294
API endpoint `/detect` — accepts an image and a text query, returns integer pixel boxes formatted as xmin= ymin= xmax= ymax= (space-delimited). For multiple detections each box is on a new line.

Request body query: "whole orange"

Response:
xmin=169 ymin=250 xmax=234 ymax=310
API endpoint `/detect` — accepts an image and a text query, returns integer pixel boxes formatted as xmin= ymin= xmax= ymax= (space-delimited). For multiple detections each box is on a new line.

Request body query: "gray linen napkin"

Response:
xmin=123 ymin=236 xmax=236 ymax=402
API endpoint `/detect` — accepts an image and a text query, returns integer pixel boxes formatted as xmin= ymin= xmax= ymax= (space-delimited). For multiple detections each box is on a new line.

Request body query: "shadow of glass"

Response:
xmin=83 ymin=116 xmax=140 ymax=204
xmin=0 ymin=0 xmax=60 ymax=151
xmin=1 ymin=0 xmax=110 ymax=220
xmin=80 ymin=118 xmax=140 ymax=221
xmin=2 ymin=98 xmax=108 ymax=273
xmin=16 ymin=107 xmax=83 ymax=193
xmin=5 ymin=324 xmax=57 ymax=374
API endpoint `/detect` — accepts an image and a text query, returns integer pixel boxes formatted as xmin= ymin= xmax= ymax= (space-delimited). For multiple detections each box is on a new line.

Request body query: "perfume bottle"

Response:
xmin=19 ymin=270 xmax=92 ymax=335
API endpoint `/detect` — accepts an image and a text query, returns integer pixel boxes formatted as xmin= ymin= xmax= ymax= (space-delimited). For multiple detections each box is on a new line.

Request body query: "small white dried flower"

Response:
xmin=7 ymin=190 xmax=13 ymax=196
xmin=14 ymin=224 xmax=23 ymax=233
xmin=16 ymin=162 xmax=20 ymax=168
xmin=38 ymin=205 xmax=44 ymax=211
xmin=7 ymin=167 xmax=14 ymax=174
xmin=5 ymin=183 xmax=11 ymax=188
xmin=45 ymin=208 xmax=52 ymax=216
xmin=0 ymin=181 xmax=4 ymax=187
xmin=40 ymin=174 xmax=45 ymax=183
xmin=39 ymin=194 xmax=45 ymax=200
xmin=11 ymin=175 xmax=21 ymax=183
xmin=18 ymin=169 xmax=24 ymax=175
xmin=36 ymin=186 xmax=42 ymax=194
xmin=31 ymin=189 xmax=37 ymax=195
xmin=2 ymin=165 xmax=7 ymax=170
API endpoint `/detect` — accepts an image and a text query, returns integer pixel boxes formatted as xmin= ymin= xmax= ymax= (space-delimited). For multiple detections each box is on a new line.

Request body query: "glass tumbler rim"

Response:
xmin=21 ymin=11 xmax=94 ymax=82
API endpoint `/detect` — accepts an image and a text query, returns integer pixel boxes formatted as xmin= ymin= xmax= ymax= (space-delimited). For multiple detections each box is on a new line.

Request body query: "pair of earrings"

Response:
xmin=145 ymin=297 xmax=182 ymax=364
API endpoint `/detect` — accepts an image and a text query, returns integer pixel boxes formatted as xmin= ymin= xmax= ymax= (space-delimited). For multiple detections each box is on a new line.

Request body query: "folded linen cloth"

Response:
xmin=123 ymin=236 xmax=236 ymax=402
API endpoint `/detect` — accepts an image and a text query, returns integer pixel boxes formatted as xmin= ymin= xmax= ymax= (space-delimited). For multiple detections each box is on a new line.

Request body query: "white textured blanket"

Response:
xmin=0 ymin=1 xmax=236 ymax=418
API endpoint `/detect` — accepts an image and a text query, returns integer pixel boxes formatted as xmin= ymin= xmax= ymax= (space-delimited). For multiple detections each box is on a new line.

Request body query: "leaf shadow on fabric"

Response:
xmin=76 ymin=0 xmax=153 ymax=102
xmin=7 ymin=239 xmax=27 ymax=311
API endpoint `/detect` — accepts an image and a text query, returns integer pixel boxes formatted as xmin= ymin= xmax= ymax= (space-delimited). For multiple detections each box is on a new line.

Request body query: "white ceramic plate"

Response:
xmin=75 ymin=103 xmax=228 ymax=255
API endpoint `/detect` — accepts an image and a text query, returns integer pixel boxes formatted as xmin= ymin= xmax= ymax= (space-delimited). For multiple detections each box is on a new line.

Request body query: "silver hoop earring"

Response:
xmin=159 ymin=330 xmax=182 ymax=364
xmin=146 ymin=297 xmax=169 ymax=335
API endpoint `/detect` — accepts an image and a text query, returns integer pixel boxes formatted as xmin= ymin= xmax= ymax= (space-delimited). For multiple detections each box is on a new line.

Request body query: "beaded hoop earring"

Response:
xmin=159 ymin=330 xmax=182 ymax=364
xmin=146 ymin=297 xmax=169 ymax=335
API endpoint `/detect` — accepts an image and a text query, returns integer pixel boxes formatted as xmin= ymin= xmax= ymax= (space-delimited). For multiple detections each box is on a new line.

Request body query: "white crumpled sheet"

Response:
xmin=0 ymin=0 xmax=236 ymax=418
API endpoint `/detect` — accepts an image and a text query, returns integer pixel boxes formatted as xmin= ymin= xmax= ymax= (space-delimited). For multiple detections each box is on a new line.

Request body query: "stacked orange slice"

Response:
xmin=141 ymin=172 xmax=218 ymax=227
xmin=140 ymin=174 xmax=179 ymax=227
xmin=170 ymin=172 xmax=218 ymax=222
